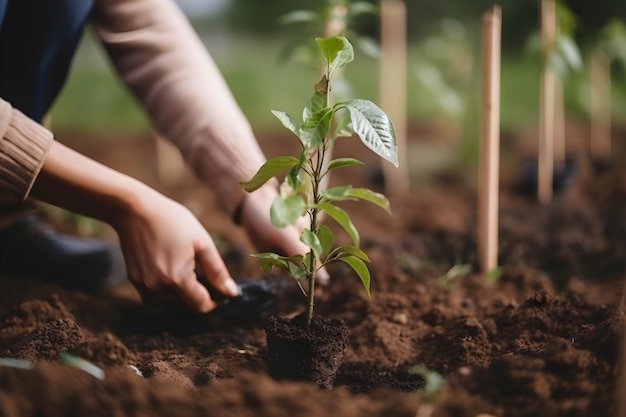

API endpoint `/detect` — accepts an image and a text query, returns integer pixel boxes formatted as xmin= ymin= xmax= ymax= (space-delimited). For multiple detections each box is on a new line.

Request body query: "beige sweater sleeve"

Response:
xmin=92 ymin=0 xmax=268 ymax=216
xmin=0 ymin=98 xmax=53 ymax=201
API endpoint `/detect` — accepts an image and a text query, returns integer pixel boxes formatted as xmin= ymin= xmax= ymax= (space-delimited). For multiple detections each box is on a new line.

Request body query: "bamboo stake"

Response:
xmin=554 ymin=77 xmax=566 ymax=171
xmin=379 ymin=0 xmax=409 ymax=197
xmin=589 ymin=50 xmax=611 ymax=163
xmin=478 ymin=6 xmax=501 ymax=274
xmin=538 ymin=0 xmax=557 ymax=203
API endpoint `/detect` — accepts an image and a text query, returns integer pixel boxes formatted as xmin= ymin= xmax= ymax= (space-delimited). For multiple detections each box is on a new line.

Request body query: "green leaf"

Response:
xmin=484 ymin=266 xmax=503 ymax=285
xmin=0 ymin=358 xmax=34 ymax=370
xmin=322 ymin=185 xmax=353 ymax=201
xmin=286 ymin=154 xmax=308 ymax=192
xmin=407 ymin=365 xmax=446 ymax=402
xmin=316 ymin=36 xmax=354 ymax=77
xmin=300 ymin=108 xmax=333 ymax=149
xmin=331 ymin=108 xmax=353 ymax=139
xmin=241 ymin=156 xmax=300 ymax=192
xmin=320 ymin=186 xmax=390 ymax=213
xmin=346 ymin=188 xmax=391 ymax=213
xmin=317 ymin=225 xmax=334 ymax=255
xmin=438 ymin=263 xmax=472 ymax=290
xmin=555 ymin=2 xmax=578 ymax=37
xmin=301 ymin=229 xmax=323 ymax=259
xmin=318 ymin=202 xmax=359 ymax=247
xmin=253 ymin=252 xmax=306 ymax=274
xmin=59 ymin=353 xmax=105 ymax=380
xmin=278 ymin=10 xmax=317 ymax=25
xmin=271 ymin=110 xmax=301 ymax=137
xmin=288 ymin=261 xmax=309 ymax=280
xmin=252 ymin=252 xmax=289 ymax=271
xmin=303 ymin=91 xmax=327 ymax=121
xmin=354 ymin=36 xmax=380 ymax=60
xmin=328 ymin=245 xmax=371 ymax=262
xmin=270 ymin=194 xmax=306 ymax=227
xmin=339 ymin=255 xmax=371 ymax=296
xmin=327 ymin=157 xmax=364 ymax=171
xmin=339 ymin=99 xmax=398 ymax=167
xmin=555 ymin=35 xmax=582 ymax=73
xmin=350 ymin=2 xmax=379 ymax=16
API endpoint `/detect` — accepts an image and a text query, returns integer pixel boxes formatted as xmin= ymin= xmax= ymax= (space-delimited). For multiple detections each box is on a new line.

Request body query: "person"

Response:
xmin=0 ymin=0 xmax=324 ymax=313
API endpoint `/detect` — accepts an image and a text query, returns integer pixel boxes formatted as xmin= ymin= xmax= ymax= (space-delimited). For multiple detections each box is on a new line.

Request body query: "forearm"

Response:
xmin=31 ymin=141 xmax=240 ymax=312
xmin=92 ymin=0 xmax=267 ymax=216
xmin=30 ymin=141 xmax=154 ymax=227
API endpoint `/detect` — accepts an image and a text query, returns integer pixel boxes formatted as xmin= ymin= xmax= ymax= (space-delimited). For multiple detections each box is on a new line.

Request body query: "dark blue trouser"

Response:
xmin=0 ymin=0 xmax=94 ymax=122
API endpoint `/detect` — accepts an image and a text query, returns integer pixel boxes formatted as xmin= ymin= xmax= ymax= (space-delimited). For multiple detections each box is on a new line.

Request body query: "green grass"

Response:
xmin=50 ymin=31 xmax=626 ymax=137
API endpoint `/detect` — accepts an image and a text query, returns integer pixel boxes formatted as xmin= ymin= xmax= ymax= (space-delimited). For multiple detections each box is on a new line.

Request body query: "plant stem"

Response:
xmin=306 ymin=213 xmax=317 ymax=329
xmin=306 ymin=67 xmax=332 ymax=329
xmin=306 ymin=143 xmax=327 ymax=329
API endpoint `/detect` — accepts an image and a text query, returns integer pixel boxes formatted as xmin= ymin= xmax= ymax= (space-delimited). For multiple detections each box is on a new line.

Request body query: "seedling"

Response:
xmin=59 ymin=352 xmax=105 ymax=380
xmin=407 ymin=364 xmax=446 ymax=403
xmin=277 ymin=0 xmax=380 ymax=66
xmin=437 ymin=262 xmax=472 ymax=290
xmin=241 ymin=35 xmax=398 ymax=328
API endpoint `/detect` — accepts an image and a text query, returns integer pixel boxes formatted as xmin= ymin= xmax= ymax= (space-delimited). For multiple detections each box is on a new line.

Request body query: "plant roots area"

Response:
xmin=1 ymin=124 xmax=626 ymax=417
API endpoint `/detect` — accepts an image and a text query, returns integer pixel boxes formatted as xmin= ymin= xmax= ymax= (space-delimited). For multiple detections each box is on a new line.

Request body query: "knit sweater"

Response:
xmin=0 ymin=0 xmax=267 ymax=216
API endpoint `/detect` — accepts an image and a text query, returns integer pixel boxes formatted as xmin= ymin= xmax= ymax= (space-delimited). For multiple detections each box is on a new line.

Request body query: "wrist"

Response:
xmin=104 ymin=180 xmax=163 ymax=229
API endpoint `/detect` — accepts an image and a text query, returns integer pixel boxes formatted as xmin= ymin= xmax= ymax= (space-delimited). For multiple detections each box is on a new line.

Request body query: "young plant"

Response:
xmin=241 ymin=35 xmax=398 ymax=328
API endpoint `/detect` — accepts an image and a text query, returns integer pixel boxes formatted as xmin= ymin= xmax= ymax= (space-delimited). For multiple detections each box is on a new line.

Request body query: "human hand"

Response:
xmin=239 ymin=183 xmax=330 ymax=285
xmin=112 ymin=189 xmax=240 ymax=313
xmin=29 ymin=141 xmax=238 ymax=312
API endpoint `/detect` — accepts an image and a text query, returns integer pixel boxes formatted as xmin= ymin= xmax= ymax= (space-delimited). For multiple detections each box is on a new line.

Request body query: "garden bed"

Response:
xmin=0 ymin=125 xmax=624 ymax=417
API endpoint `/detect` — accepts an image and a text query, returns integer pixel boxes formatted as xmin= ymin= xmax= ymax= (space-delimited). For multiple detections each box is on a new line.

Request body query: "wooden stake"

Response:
xmin=590 ymin=50 xmax=611 ymax=162
xmin=380 ymin=0 xmax=409 ymax=197
xmin=538 ymin=0 xmax=557 ymax=203
xmin=478 ymin=5 xmax=501 ymax=273
xmin=554 ymin=77 xmax=566 ymax=171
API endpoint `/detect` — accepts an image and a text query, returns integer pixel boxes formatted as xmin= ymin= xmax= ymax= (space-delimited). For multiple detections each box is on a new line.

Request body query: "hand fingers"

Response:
xmin=316 ymin=266 xmax=330 ymax=286
xmin=195 ymin=241 xmax=241 ymax=299
xmin=172 ymin=272 xmax=217 ymax=313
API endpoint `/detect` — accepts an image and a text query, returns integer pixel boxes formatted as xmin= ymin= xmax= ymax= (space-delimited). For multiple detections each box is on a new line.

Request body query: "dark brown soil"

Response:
xmin=1 ymin=123 xmax=625 ymax=417
xmin=266 ymin=312 xmax=349 ymax=389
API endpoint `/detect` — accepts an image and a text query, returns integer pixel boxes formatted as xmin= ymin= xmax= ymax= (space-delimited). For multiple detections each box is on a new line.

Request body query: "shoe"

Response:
xmin=0 ymin=215 xmax=128 ymax=292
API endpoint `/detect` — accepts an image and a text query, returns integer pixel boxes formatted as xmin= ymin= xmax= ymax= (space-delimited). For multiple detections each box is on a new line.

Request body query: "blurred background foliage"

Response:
xmin=226 ymin=0 xmax=625 ymax=48
xmin=50 ymin=0 xmax=626 ymax=137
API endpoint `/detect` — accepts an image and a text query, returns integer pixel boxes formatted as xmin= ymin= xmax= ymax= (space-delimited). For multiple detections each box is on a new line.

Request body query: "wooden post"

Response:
xmin=478 ymin=6 xmax=501 ymax=273
xmin=538 ymin=0 xmax=557 ymax=203
xmin=589 ymin=50 xmax=611 ymax=163
xmin=380 ymin=0 xmax=409 ymax=197
xmin=554 ymin=78 xmax=566 ymax=171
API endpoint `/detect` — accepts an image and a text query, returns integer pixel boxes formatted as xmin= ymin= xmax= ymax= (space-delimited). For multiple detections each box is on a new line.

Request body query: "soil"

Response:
xmin=266 ymin=312 xmax=349 ymax=389
xmin=1 ymin=121 xmax=626 ymax=417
